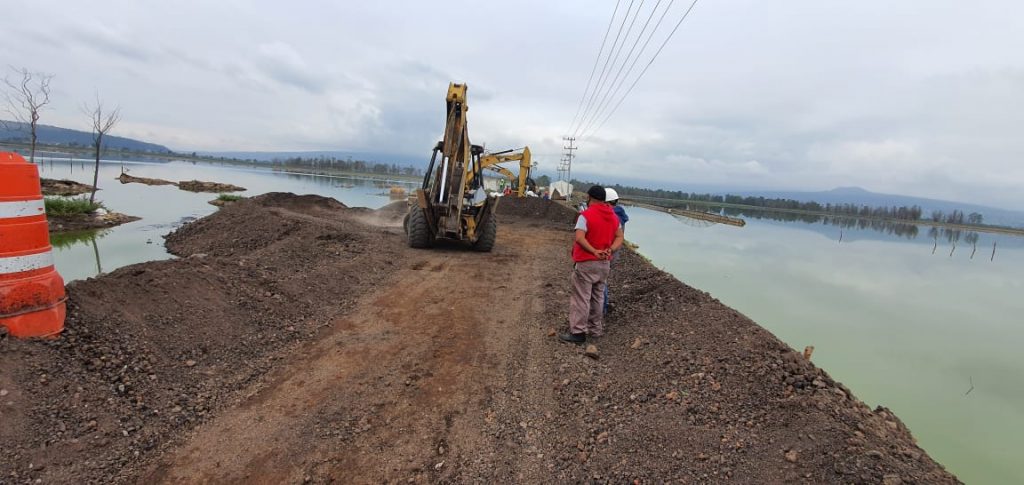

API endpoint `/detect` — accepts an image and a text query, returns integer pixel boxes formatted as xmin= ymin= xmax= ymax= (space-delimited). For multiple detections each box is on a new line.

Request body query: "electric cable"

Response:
xmin=576 ymin=0 xmax=669 ymax=138
xmin=581 ymin=0 xmax=700 ymax=141
xmin=570 ymin=0 xmax=637 ymax=136
xmin=565 ymin=0 xmax=622 ymax=136
xmin=574 ymin=0 xmax=647 ymax=138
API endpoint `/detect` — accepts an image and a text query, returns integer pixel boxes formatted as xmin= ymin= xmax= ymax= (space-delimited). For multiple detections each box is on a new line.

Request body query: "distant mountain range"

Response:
xmin=731 ymin=186 xmax=1024 ymax=228
xmin=1 ymin=120 xmax=172 ymax=153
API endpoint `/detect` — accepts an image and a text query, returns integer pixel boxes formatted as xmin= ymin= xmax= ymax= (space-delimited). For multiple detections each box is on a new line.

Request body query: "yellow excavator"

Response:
xmin=404 ymin=83 xmax=498 ymax=251
xmin=479 ymin=147 xmax=536 ymax=197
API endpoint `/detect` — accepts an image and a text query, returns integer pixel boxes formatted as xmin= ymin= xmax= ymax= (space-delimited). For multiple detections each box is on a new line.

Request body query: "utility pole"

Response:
xmin=559 ymin=136 xmax=577 ymax=184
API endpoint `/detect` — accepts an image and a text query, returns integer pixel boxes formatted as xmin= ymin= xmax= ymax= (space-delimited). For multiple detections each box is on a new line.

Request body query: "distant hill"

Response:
xmin=732 ymin=186 xmax=1024 ymax=228
xmin=202 ymin=150 xmax=426 ymax=168
xmin=1 ymin=120 xmax=171 ymax=153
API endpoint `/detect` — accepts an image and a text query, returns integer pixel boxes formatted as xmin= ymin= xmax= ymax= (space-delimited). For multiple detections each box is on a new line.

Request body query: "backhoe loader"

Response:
xmin=404 ymin=83 xmax=498 ymax=251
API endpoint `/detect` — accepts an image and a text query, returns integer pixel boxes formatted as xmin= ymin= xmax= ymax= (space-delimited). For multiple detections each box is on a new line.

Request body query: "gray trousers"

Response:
xmin=569 ymin=260 xmax=611 ymax=336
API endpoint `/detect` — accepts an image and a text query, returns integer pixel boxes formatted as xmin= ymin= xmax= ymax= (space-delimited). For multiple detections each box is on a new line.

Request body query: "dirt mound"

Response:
xmin=249 ymin=192 xmax=346 ymax=212
xmin=496 ymin=197 xmax=576 ymax=225
xmin=0 ymin=193 xmax=403 ymax=483
xmin=376 ymin=200 xmax=408 ymax=216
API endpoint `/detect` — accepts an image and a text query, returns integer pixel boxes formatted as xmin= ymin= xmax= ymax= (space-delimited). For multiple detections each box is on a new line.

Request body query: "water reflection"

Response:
xmin=50 ymin=229 xmax=108 ymax=275
xmin=721 ymin=207 xmax=923 ymax=238
xmin=658 ymin=203 xmax=1009 ymax=260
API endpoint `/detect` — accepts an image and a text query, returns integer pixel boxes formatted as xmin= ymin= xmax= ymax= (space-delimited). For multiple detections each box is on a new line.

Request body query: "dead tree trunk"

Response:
xmin=83 ymin=97 xmax=120 ymax=205
xmin=2 ymin=68 xmax=53 ymax=164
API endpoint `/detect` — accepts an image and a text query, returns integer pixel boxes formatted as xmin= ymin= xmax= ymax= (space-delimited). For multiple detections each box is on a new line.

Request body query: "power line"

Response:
xmin=570 ymin=0 xmax=637 ymax=137
xmin=582 ymin=0 xmax=700 ymax=141
xmin=576 ymin=0 xmax=668 ymax=138
xmin=574 ymin=0 xmax=647 ymax=138
xmin=565 ymin=0 xmax=622 ymax=136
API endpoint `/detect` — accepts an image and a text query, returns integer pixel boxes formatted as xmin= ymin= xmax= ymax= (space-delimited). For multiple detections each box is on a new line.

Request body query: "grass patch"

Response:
xmin=44 ymin=196 xmax=104 ymax=216
xmin=216 ymin=193 xmax=245 ymax=202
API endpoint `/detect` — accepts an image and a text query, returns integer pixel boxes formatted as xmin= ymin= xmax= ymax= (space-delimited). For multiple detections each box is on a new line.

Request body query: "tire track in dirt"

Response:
xmin=143 ymin=227 xmax=564 ymax=484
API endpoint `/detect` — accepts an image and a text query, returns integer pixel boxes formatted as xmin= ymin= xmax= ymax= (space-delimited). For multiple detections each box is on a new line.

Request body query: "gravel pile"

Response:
xmin=0 ymin=193 xmax=403 ymax=483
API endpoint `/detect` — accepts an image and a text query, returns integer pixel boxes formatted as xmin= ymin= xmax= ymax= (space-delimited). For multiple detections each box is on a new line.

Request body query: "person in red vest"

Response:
xmin=560 ymin=185 xmax=624 ymax=344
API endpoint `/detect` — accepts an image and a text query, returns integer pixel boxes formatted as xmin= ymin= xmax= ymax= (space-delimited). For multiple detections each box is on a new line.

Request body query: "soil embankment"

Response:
xmin=117 ymin=173 xmax=246 ymax=193
xmin=47 ymin=211 xmax=140 ymax=232
xmin=177 ymin=180 xmax=246 ymax=193
xmin=0 ymin=195 xmax=958 ymax=483
xmin=117 ymin=173 xmax=177 ymax=186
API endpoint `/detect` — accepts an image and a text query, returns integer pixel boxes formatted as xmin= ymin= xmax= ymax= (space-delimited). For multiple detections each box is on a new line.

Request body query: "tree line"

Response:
xmin=269 ymin=156 xmax=423 ymax=177
xmin=574 ymin=180 xmax=987 ymax=226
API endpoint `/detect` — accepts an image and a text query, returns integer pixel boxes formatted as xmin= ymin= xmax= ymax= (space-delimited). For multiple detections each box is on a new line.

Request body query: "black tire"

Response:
xmin=406 ymin=207 xmax=432 ymax=248
xmin=473 ymin=215 xmax=497 ymax=252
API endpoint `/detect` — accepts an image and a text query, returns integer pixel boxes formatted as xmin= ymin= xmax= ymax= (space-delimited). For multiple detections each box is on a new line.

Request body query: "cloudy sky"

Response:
xmin=4 ymin=1 xmax=1023 ymax=208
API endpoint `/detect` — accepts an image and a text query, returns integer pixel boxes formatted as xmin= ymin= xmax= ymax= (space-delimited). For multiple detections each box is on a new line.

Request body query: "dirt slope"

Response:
xmin=0 ymin=195 xmax=958 ymax=484
xmin=0 ymin=194 xmax=404 ymax=483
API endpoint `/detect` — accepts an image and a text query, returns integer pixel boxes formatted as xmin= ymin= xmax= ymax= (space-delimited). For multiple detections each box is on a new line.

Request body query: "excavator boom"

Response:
xmin=473 ymin=147 xmax=534 ymax=197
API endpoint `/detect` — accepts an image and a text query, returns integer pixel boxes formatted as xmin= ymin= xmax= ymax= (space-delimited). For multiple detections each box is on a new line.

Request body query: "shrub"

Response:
xmin=44 ymin=196 xmax=104 ymax=216
xmin=216 ymin=193 xmax=245 ymax=202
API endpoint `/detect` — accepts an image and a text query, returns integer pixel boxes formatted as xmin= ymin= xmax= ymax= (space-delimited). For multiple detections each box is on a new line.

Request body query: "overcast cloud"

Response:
xmin=3 ymin=0 xmax=1023 ymax=208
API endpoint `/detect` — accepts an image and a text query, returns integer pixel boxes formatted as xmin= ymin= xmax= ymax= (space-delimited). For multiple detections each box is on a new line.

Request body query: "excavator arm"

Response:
xmin=470 ymin=146 xmax=533 ymax=196
xmin=484 ymin=164 xmax=516 ymax=181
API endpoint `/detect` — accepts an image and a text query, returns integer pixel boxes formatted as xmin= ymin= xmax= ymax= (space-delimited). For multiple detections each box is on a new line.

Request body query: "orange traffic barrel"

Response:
xmin=0 ymin=152 xmax=66 ymax=338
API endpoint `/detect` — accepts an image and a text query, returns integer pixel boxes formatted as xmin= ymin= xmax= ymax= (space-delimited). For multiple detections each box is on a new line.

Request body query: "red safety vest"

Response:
xmin=572 ymin=203 xmax=617 ymax=263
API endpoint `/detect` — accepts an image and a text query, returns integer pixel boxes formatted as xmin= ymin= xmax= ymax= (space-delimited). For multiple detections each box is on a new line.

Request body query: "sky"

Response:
xmin=3 ymin=0 xmax=1024 ymax=209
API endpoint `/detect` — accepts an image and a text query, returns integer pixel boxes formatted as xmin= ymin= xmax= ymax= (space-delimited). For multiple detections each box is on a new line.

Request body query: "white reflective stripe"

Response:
xmin=0 ymin=251 xmax=54 ymax=274
xmin=0 ymin=199 xmax=45 ymax=219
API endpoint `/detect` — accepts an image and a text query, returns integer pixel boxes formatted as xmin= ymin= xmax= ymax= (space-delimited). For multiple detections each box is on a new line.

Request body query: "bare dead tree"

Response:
xmin=2 ymin=67 xmax=54 ymax=163
xmin=82 ymin=95 xmax=121 ymax=204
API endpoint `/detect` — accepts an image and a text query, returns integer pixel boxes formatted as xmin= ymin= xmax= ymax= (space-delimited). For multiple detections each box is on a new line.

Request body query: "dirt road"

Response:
xmin=0 ymin=194 xmax=958 ymax=483
xmin=146 ymin=224 xmax=565 ymax=483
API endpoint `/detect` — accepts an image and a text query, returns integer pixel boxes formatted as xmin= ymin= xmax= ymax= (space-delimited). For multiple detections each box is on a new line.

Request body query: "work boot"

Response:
xmin=558 ymin=332 xmax=586 ymax=344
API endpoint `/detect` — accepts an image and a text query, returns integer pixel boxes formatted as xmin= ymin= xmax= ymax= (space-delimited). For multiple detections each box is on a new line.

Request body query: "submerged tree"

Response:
xmin=83 ymin=95 xmax=121 ymax=204
xmin=2 ymin=67 xmax=54 ymax=163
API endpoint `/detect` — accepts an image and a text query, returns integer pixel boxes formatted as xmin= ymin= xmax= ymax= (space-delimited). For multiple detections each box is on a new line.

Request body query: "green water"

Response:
xmin=38 ymin=159 xmax=1022 ymax=483
xmin=625 ymin=208 xmax=1024 ymax=484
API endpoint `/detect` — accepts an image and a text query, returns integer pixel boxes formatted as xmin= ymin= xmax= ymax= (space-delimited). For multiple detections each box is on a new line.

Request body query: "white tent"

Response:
xmin=548 ymin=180 xmax=573 ymax=200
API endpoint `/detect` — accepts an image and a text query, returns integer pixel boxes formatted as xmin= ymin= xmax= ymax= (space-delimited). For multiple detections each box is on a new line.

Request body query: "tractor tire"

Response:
xmin=406 ymin=207 xmax=433 ymax=248
xmin=473 ymin=215 xmax=497 ymax=252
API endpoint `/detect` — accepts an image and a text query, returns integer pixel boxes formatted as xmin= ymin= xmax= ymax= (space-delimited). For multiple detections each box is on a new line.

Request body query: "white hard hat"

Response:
xmin=604 ymin=188 xmax=619 ymax=202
